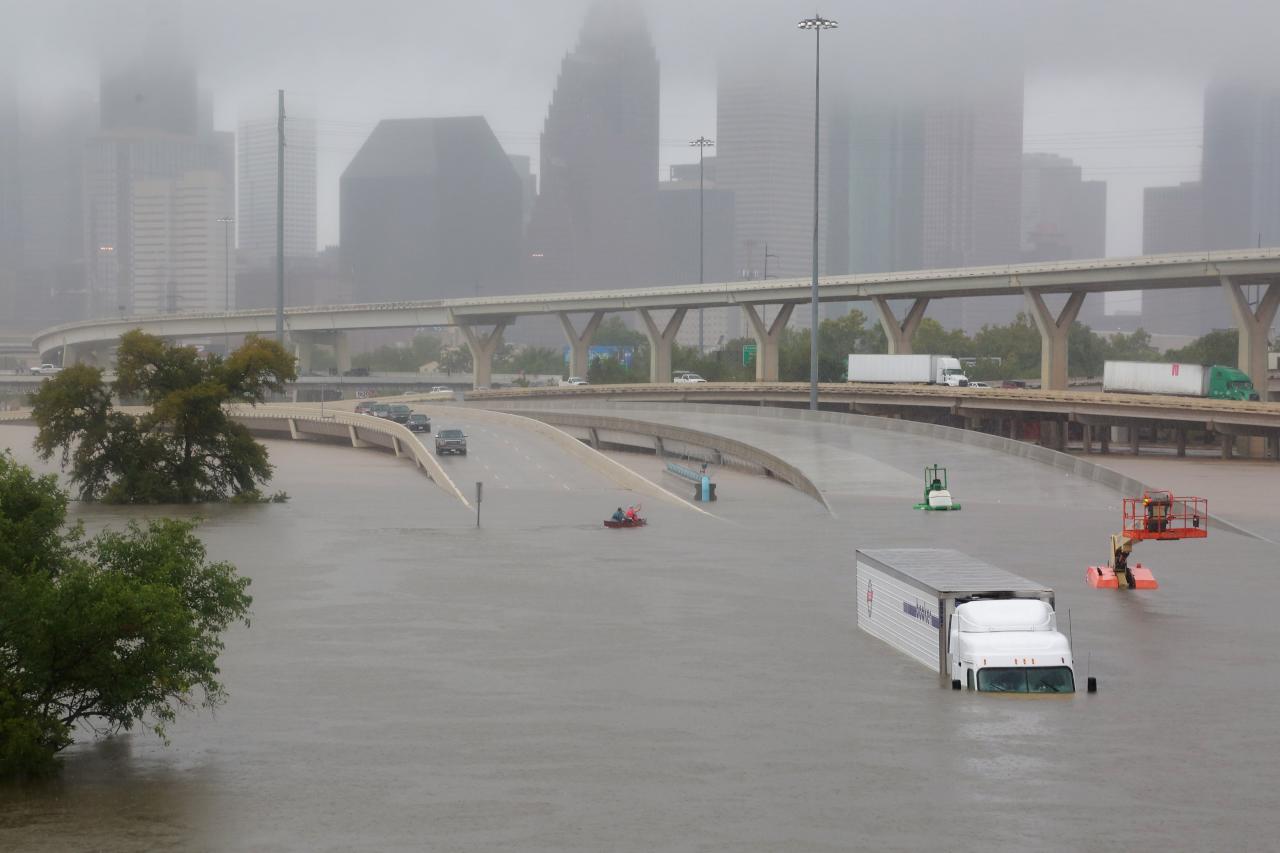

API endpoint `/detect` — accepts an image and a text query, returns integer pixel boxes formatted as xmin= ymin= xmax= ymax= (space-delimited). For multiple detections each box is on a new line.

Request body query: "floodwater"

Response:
xmin=1 ymin=410 xmax=1278 ymax=853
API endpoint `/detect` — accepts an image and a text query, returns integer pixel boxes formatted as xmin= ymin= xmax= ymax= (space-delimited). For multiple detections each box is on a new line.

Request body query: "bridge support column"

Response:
xmin=743 ymin=303 xmax=794 ymax=382
xmin=62 ymin=344 xmax=81 ymax=366
xmin=638 ymin=308 xmax=687 ymax=384
xmin=1024 ymin=289 xmax=1085 ymax=392
xmin=872 ymin=296 xmax=929 ymax=355
xmin=1081 ymin=423 xmax=1093 ymax=454
xmin=290 ymin=332 xmax=316 ymax=374
xmin=334 ymin=332 xmax=351 ymax=375
xmin=458 ymin=322 xmax=509 ymax=390
xmin=1176 ymin=427 xmax=1187 ymax=458
xmin=559 ymin=311 xmax=604 ymax=379
xmin=1223 ymin=277 xmax=1279 ymax=455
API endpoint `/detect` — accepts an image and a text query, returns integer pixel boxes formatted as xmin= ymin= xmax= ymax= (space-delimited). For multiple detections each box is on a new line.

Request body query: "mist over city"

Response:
xmin=4 ymin=0 xmax=1280 ymax=342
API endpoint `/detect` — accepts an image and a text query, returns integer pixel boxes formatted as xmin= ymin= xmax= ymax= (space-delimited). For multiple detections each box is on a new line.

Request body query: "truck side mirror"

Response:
xmin=951 ymin=679 xmax=962 ymax=690
xmin=1087 ymin=677 xmax=1098 ymax=693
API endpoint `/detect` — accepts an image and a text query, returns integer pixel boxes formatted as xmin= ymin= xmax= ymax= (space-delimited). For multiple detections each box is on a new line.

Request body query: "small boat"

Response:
xmin=603 ymin=517 xmax=647 ymax=529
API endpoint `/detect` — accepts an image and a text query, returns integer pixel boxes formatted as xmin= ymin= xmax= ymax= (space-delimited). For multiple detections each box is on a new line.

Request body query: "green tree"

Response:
xmin=1103 ymin=327 xmax=1161 ymax=362
xmin=30 ymin=331 xmax=296 ymax=503
xmin=910 ymin=318 xmax=971 ymax=357
xmin=0 ymin=452 xmax=252 ymax=778
xmin=1164 ymin=329 xmax=1239 ymax=367
xmin=352 ymin=333 xmax=444 ymax=372
xmin=972 ymin=314 xmax=1043 ymax=378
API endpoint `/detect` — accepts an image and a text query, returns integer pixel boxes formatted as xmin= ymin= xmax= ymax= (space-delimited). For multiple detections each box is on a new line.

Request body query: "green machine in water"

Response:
xmin=913 ymin=464 xmax=961 ymax=511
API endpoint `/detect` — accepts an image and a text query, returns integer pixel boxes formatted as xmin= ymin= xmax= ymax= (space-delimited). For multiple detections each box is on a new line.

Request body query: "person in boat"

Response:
xmin=611 ymin=507 xmax=626 ymax=523
xmin=625 ymin=505 xmax=639 ymax=522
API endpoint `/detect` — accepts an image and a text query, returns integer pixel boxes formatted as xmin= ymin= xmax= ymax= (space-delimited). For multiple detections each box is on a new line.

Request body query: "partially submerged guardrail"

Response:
xmin=664 ymin=461 xmax=717 ymax=502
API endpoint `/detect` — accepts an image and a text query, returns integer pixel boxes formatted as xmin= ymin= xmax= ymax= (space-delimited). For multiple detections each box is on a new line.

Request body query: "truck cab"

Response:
xmin=1205 ymin=365 xmax=1260 ymax=401
xmin=936 ymin=357 xmax=969 ymax=387
xmin=948 ymin=599 xmax=1075 ymax=693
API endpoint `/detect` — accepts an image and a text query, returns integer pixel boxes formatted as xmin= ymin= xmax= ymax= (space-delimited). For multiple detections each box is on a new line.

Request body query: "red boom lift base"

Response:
xmin=1089 ymin=490 xmax=1207 ymax=591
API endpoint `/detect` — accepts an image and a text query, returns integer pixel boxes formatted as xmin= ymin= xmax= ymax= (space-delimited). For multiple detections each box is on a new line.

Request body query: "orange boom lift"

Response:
xmin=1086 ymin=489 xmax=1207 ymax=590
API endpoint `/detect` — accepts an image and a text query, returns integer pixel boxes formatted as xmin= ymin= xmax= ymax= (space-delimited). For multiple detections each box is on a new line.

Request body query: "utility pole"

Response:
xmin=217 ymin=215 xmax=234 ymax=353
xmin=276 ymin=89 xmax=285 ymax=345
xmin=690 ymin=136 xmax=714 ymax=354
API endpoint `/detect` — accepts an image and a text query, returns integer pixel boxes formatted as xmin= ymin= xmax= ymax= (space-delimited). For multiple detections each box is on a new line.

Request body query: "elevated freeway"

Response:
xmin=468 ymin=382 xmax=1280 ymax=459
xmin=30 ymin=248 xmax=1280 ymax=393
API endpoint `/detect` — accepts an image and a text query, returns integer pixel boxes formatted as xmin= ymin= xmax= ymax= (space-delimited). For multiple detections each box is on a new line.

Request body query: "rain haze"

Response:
xmin=7 ymin=0 xmax=1280 ymax=260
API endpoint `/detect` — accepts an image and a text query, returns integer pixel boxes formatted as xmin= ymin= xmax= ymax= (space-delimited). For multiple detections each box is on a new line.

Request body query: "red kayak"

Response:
xmin=603 ymin=517 xmax=647 ymax=528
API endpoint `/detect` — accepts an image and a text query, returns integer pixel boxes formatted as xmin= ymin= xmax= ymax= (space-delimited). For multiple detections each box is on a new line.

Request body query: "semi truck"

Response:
xmin=1102 ymin=360 xmax=1259 ymax=401
xmin=856 ymin=549 xmax=1087 ymax=694
xmin=846 ymin=354 xmax=969 ymax=386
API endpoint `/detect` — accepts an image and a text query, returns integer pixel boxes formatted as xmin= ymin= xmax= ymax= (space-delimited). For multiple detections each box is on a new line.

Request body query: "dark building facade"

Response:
xmin=525 ymin=1 xmax=659 ymax=293
xmin=1202 ymin=79 xmax=1280 ymax=252
xmin=340 ymin=117 xmax=523 ymax=303
xmin=1141 ymin=181 xmax=1220 ymax=335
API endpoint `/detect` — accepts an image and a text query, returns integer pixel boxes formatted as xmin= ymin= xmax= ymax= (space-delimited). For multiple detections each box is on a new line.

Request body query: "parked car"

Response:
xmin=343 ymin=367 xmax=370 ymax=377
xmin=673 ymin=372 xmax=707 ymax=384
xmin=384 ymin=404 xmax=412 ymax=424
xmin=429 ymin=386 xmax=453 ymax=394
xmin=354 ymin=401 xmax=378 ymax=415
xmin=561 ymin=376 xmax=589 ymax=386
xmin=29 ymin=363 xmax=62 ymax=376
xmin=435 ymin=428 xmax=467 ymax=456
xmin=406 ymin=413 xmax=431 ymax=433
xmin=1001 ymin=379 xmax=1028 ymax=389
xmin=967 ymin=381 xmax=992 ymax=389
xmin=367 ymin=402 xmax=391 ymax=418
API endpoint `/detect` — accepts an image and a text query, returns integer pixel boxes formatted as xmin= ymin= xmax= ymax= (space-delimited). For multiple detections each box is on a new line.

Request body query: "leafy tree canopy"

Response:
xmin=30 ymin=331 xmax=296 ymax=503
xmin=0 ymin=452 xmax=252 ymax=778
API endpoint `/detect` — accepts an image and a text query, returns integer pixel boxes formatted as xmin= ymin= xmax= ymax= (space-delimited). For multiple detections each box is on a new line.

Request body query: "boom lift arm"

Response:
xmin=1087 ymin=490 xmax=1207 ymax=590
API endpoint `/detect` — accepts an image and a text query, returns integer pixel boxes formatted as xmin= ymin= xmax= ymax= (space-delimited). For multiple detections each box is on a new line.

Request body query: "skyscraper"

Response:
xmin=1020 ymin=153 xmax=1106 ymax=262
xmin=238 ymin=114 xmax=317 ymax=268
xmin=1202 ymin=78 xmax=1280 ymax=251
xmin=525 ymin=0 xmax=659 ymax=293
xmin=0 ymin=73 xmax=19 ymax=326
xmin=340 ymin=117 xmax=523 ymax=304
xmin=131 ymin=170 xmax=230 ymax=315
xmin=716 ymin=56 xmax=825 ymax=328
xmin=1141 ymin=181 xmax=1216 ymax=335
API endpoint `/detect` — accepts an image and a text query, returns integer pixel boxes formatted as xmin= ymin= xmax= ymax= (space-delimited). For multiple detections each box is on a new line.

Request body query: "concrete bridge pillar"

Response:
xmin=458 ymin=321 xmax=509 ymax=389
xmin=1223 ymin=276 xmax=1278 ymax=456
xmin=62 ymin=343 xmax=82 ymax=366
xmin=559 ymin=311 xmax=604 ymax=379
xmin=290 ymin=332 xmax=316 ymax=374
xmin=638 ymin=308 xmax=687 ymax=384
xmin=742 ymin=303 xmax=794 ymax=382
xmin=872 ymin=296 xmax=930 ymax=355
xmin=1024 ymin=289 xmax=1085 ymax=392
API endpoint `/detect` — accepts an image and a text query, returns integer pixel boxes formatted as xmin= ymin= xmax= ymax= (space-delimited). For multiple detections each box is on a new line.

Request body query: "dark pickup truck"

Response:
xmin=434 ymin=428 xmax=467 ymax=456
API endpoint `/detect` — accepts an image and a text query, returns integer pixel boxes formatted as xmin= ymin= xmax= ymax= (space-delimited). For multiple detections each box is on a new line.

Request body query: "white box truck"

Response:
xmin=856 ymin=548 xmax=1086 ymax=694
xmin=847 ymin=354 xmax=969 ymax=386
xmin=1102 ymin=360 xmax=1259 ymax=401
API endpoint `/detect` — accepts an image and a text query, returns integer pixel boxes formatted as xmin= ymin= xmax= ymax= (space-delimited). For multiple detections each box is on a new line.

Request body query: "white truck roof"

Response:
xmin=856 ymin=549 xmax=1053 ymax=599
xmin=955 ymin=599 xmax=1055 ymax=633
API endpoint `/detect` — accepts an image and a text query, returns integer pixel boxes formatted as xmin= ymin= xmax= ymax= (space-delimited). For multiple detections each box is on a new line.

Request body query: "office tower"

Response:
xmin=130 ymin=170 xmax=230 ymax=315
xmin=340 ymin=117 xmax=523 ymax=303
xmin=525 ymin=0 xmax=659 ymax=293
xmin=238 ymin=114 xmax=317 ymax=268
xmin=508 ymin=155 xmax=537 ymax=231
xmin=1202 ymin=79 xmax=1280 ymax=252
xmin=826 ymin=100 xmax=925 ymax=276
xmin=12 ymin=93 xmax=96 ymax=329
xmin=1021 ymin=153 xmax=1106 ymax=262
xmin=716 ymin=56 xmax=825 ymax=329
xmin=921 ymin=73 xmax=1024 ymax=330
xmin=1141 ymin=181 xmax=1218 ymax=335
xmin=657 ymin=160 xmax=736 ymax=347
xmin=0 ymin=74 xmax=18 ymax=326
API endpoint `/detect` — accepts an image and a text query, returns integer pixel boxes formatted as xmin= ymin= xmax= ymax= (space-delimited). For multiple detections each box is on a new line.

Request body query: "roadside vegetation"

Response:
xmin=29 ymin=331 xmax=296 ymax=503
xmin=0 ymin=452 xmax=253 ymax=778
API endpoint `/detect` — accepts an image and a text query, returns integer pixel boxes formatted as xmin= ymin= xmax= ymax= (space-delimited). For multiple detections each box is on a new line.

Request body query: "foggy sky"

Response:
xmin=8 ymin=0 xmax=1280 ymax=257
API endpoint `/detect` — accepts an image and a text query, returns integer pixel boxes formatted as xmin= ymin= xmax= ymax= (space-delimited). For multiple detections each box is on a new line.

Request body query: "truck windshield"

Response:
xmin=977 ymin=666 xmax=1075 ymax=694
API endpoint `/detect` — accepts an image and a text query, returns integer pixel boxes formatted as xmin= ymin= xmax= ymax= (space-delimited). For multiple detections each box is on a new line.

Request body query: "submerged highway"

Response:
xmin=1 ymin=402 xmax=1278 ymax=852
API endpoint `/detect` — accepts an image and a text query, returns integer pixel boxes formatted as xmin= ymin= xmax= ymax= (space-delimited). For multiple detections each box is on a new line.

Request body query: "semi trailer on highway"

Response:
xmin=856 ymin=549 xmax=1086 ymax=694
xmin=847 ymin=354 xmax=969 ymax=386
xmin=1102 ymin=360 xmax=1259 ymax=401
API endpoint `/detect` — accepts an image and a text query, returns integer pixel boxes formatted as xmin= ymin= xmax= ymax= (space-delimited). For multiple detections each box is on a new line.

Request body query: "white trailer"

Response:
xmin=1102 ymin=360 xmax=1259 ymax=401
xmin=847 ymin=354 xmax=968 ymax=386
xmin=855 ymin=548 xmax=1084 ymax=694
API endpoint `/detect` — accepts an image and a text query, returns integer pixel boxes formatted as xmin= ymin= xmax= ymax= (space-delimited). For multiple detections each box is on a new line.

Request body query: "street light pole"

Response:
xmin=798 ymin=14 xmax=837 ymax=411
xmin=690 ymin=136 xmax=714 ymax=354
xmin=216 ymin=216 xmax=234 ymax=353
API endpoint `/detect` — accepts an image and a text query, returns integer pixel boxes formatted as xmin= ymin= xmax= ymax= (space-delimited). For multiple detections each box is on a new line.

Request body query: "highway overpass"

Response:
xmin=467 ymin=382 xmax=1280 ymax=460
xmin=29 ymin=248 xmax=1280 ymax=393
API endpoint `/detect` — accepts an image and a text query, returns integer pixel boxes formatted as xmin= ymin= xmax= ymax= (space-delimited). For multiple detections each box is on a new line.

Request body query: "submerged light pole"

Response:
xmin=217 ymin=215 xmax=234 ymax=352
xmin=798 ymin=14 xmax=836 ymax=410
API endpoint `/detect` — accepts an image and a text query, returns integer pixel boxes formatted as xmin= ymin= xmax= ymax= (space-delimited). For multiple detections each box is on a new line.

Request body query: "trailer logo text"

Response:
xmin=903 ymin=599 xmax=940 ymax=629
